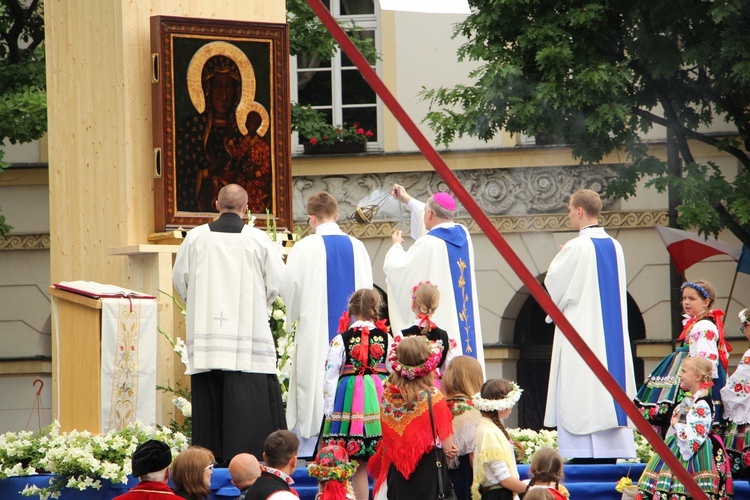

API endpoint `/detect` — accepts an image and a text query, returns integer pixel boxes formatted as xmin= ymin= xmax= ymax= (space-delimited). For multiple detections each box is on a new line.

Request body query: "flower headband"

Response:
xmin=472 ymin=381 xmax=523 ymax=412
xmin=411 ymin=281 xmax=436 ymax=301
xmin=389 ymin=336 xmax=442 ymax=380
xmin=681 ymin=281 xmax=710 ymax=300
xmin=740 ymin=308 xmax=749 ymax=325
xmin=307 ymin=445 xmax=358 ymax=483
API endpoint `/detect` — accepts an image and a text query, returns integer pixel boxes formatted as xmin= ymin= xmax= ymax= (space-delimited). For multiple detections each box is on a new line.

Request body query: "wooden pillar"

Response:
xmin=45 ymin=0 xmax=285 ymax=428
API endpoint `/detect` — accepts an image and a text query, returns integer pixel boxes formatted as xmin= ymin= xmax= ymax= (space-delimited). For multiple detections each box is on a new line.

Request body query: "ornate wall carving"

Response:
xmin=292 ymin=165 xmax=666 ymax=238
xmin=304 ymin=211 xmax=668 ymax=239
xmin=0 ymin=234 xmax=50 ymax=251
xmin=292 ymin=165 xmax=619 ymax=224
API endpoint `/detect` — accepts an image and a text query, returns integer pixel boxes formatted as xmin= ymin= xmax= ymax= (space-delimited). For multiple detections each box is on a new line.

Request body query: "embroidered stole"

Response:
xmin=323 ymin=235 xmax=356 ymax=341
xmin=427 ymin=226 xmax=478 ymax=357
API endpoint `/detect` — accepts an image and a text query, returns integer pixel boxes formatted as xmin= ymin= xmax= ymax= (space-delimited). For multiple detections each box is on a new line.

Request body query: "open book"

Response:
xmin=54 ymin=280 xmax=156 ymax=299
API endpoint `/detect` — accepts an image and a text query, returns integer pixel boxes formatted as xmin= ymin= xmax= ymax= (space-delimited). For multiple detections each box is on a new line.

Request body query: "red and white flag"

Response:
xmin=654 ymin=224 xmax=742 ymax=275
xmin=379 ymin=0 xmax=471 ymax=14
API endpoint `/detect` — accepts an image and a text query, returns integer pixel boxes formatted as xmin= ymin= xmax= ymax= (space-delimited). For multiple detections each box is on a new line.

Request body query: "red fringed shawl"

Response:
xmin=678 ymin=309 xmax=732 ymax=369
xmin=368 ymin=384 xmax=453 ymax=494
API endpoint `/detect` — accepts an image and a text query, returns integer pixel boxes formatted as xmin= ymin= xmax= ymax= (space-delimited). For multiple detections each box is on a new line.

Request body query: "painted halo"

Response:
xmin=186 ymin=41 xmax=269 ymax=137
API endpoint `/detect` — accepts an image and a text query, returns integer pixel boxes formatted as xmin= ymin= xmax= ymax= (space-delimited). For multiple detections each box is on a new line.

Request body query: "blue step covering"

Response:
xmin=2 ymin=463 xmax=747 ymax=499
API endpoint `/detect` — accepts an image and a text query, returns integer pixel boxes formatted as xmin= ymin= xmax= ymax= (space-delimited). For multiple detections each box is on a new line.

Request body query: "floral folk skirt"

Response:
xmin=321 ymin=372 xmax=386 ymax=460
xmin=636 ymin=433 xmax=732 ymax=500
xmin=724 ymin=422 xmax=750 ymax=478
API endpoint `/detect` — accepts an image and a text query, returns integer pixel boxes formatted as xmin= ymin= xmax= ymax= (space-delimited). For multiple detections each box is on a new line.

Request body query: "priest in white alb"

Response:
xmin=384 ymin=185 xmax=483 ymax=370
xmin=544 ymin=189 xmax=636 ymax=462
xmin=172 ymin=184 xmax=286 ymax=463
xmin=281 ymin=191 xmax=373 ymax=457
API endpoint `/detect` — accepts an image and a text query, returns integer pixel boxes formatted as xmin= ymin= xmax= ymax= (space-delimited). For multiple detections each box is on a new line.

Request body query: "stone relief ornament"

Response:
xmin=292 ymin=165 xmax=619 ymax=223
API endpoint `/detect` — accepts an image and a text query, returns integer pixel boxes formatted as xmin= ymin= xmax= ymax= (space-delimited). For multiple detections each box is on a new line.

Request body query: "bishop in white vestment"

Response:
xmin=172 ymin=184 xmax=286 ymax=463
xmin=384 ymin=187 xmax=484 ymax=370
xmin=544 ymin=189 xmax=636 ymax=460
xmin=281 ymin=191 xmax=373 ymax=457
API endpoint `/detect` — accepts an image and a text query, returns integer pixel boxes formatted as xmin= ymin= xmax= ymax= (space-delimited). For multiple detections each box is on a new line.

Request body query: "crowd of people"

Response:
xmin=632 ymin=281 xmax=749 ymax=499
xmin=158 ymin=182 xmax=750 ymax=500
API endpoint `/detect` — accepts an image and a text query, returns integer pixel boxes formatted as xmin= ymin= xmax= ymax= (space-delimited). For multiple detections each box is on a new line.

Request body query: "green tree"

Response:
xmin=287 ymin=0 xmax=378 ymax=62
xmin=0 ymin=0 xmax=46 ymax=235
xmin=422 ymin=0 xmax=750 ymax=245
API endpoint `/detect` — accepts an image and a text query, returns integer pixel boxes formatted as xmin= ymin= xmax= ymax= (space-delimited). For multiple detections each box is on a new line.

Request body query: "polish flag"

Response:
xmin=654 ymin=224 xmax=742 ymax=275
xmin=378 ymin=0 xmax=471 ymax=14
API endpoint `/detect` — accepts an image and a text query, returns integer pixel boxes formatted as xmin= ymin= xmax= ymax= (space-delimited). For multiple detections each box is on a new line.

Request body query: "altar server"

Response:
xmin=172 ymin=184 xmax=286 ymax=463
xmin=385 ymin=185 xmax=483 ymax=370
xmin=282 ymin=191 xmax=373 ymax=457
xmin=543 ymin=189 xmax=636 ymax=462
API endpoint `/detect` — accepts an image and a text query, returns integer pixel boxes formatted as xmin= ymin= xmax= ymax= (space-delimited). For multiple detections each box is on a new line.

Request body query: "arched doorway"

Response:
xmin=511 ymin=277 xmax=646 ymax=430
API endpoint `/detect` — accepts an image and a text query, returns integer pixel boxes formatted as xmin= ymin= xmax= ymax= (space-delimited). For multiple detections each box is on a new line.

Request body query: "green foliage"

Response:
xmin=0 ymin=0 xmax=47 ymax=236
xmin=286 ymin=0 xmax=379 ymax=64
xmin=422 ymin=0 xmax=750 ymax=243
xmin=291 ymin=103 xmax=372 ymax=146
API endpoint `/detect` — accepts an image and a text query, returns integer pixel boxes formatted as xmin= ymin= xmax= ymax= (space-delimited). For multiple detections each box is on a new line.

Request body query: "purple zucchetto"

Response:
xmin=433 ymin=192 xmax=456 ymax=211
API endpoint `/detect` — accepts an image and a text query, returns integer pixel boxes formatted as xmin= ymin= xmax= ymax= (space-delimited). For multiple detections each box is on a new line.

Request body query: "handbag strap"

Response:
xmin=427 ymin=391 xmax=447 ymax=499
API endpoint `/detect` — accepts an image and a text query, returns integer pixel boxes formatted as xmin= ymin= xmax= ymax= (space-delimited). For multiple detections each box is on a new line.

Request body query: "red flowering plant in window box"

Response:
xmin=292 ymin=104 xmax=373 ymax=153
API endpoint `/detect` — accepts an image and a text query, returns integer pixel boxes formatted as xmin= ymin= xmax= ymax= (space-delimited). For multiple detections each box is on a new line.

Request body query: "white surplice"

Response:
xmin=544 ymin=226 xmax=636 ymax=458
xmin=383 ymin=199 xmax=483 ymax=370
xmin=281 ymin=222 xmax=372 ymax=447
xmin=172 ymin=224 xmax=285 ymax=375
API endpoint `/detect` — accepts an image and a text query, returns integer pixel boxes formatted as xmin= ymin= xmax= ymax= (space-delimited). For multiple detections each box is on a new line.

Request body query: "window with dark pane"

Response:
xmin=293 ymin=0 xmax=379 ymax=150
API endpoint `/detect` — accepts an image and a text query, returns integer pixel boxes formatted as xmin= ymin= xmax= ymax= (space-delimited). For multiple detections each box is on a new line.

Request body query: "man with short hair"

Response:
xmin=173 ymin=183 xmax=286 ymax=463
xmin=113 ymin=439 xmax=181 ymax=499
xmin=544 ymin=189 xmax=636 ymax=462
xmin=385 ymin=184 xmax=484 ymax=369
xmin=244 ymin=430 xmax=300 ymax=500
xmin=282 ymin=191 xmax=372 ymax=456
xmin=229 ymin=453 xmax=262 ymax=500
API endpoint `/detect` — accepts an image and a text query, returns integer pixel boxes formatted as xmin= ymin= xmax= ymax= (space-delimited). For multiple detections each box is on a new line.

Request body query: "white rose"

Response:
xmin=181 ymin=403 xmax=192 ymax=418
xmin=272 ymin=309 xmax=285 ymax=320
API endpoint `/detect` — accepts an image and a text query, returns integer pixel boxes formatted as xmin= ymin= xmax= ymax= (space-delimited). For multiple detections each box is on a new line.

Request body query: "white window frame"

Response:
xmin=291 ymin=2 xmax=382 ymax=153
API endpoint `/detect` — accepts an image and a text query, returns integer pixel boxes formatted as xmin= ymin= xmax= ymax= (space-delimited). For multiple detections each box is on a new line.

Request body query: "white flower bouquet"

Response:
xmin=507 ymin=428 xmax=558 ymax=464
xmin=0 ymin=421 xmax=188 ymax=499
xmin=269 ymin=296 xmax=296 ymax=404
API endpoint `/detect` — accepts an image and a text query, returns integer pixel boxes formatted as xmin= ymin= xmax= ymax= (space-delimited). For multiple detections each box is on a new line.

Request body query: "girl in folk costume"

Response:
xmin=636 ymin=356 xmax=733 ymax=500
xmin=635 ymin=280 xmax=731 ymax=437
xmin=396 ymin=281 xmax=457 ymax=375
xmin=321 ymin=288 xmax=390 ymax=500
xmin=307 ymin=444 xmax=358 ymax=500
xmin=368 ymin=335 xmax=457 ymax=500
xmin=720 ymin=307 xmax=750 ymax=479
xmin=471 ymin=379 xmax=526 ymax=500
xmin=442 ymin=356 xmax=485 ymax=500
xmin=523 ymin=447 xmax=569 ymax=500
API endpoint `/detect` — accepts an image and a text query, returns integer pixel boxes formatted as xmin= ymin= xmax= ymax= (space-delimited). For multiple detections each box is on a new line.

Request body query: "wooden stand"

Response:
xmin=108 ymin=244 xmax=186 ymax=427
xmin=49 ymin=287 xmax=104 ymax=433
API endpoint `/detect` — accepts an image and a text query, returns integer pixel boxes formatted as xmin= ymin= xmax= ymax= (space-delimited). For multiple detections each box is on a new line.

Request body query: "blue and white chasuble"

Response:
xmin=544 ymin=226 xmax=636 ymax=458
xmin=384 ymin=217 xmax=484 ymax=372
xmin=282 ymin=222 xmax=373 ymax=443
